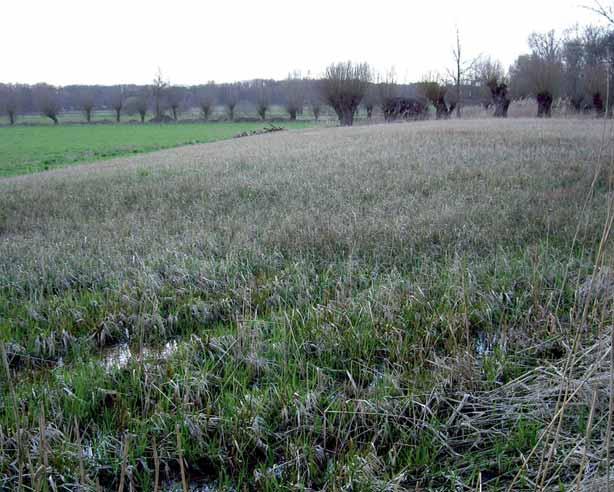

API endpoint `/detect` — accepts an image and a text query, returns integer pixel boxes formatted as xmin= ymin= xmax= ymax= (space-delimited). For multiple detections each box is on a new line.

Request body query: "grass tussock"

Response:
xmin=1 ymin=118 xmax=613 ymax=490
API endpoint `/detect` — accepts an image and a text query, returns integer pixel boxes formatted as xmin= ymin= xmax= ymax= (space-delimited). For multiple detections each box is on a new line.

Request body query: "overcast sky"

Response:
xmin=3 ymin=0 xmax=606 ymax=86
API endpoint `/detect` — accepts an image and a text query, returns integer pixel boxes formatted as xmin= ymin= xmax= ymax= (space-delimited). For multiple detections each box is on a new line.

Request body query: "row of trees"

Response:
xmin=507 ymin=26 xmax=614 ymax=117
xmin=3 ymin=7 xmax=614 ymax=126
xmin=0 ymin=73 xmax=329 ymax=125
xmin=0 ymin=71 xmax=489 ymax=126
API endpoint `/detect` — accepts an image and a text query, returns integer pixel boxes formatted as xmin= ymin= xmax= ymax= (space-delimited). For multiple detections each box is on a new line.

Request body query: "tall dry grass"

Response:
xmin=0 ymin=118 xmax=613 ymax=490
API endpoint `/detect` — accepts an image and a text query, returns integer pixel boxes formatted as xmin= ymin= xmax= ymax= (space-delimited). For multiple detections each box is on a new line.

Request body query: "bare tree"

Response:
xmin=377 ymin=69 xmax=398 ymax=105
xmin=109 ymin=86 xmax=125 ymax=123
xmin=136 ymin=95 xmax=148 ymax=123
xmin=529 ymin=30 xmax=562 ymax=63
xmin=126 ymin=90 xmax=149 ymax=123
xmin=474 ymin=58 xmax=510 ymax=117
xmin=284 ymin=72 xmax=304 ymax=121
xmin=195 ymin=82 xmax=216 ymax=121
xmin=305 ymin=77 xmax=323 ymax=121
xmin=531 ymin=31 xmax=564 ymax=117
xmin=487 ymin=80 xmax=511 ymax=117
xmin=510 ymin=31 xmax=564 ymax=117
xmin=321 ymin=61 xmax=372 ymax=126
xmin=585 ymin=61 xmax=608 ymax=113
xmin=377 ymin=69 xmax=403 ymax=121
xmin=255 ymin=80 xmax=272 ymax=121
xmin=509 ymin=55 xmax=533 ymax=99
xmin=417 ymin=76 xmax=455 ymax=119
xmin=0 ymin=84 xmax=19 ymax=125
xmin=582 ymin=25 xmax=613 ymax=114
xmin=447 ymin=27 xmax=479 ymax=118
xmin=79 ymin=88 xmax=96 ymax=123
xmin=584 ymin=4 xmax=614 ymax=115
xmin=362 ymin=83 xmax=379 ymax=119
xmin=152 ymin=68 xmax=168 ymax=120
xmin=33 ymin=84 xmax=61 ymax=124
xmin=561 ymin=31 xmax=587 ymax=110
xmin=166 ymin=86 xmax=185 ymax=120
xmin=311 ymin=100 xmax=322 ymax=121
xmin=221 ymin=83 xmax=240 ymax=121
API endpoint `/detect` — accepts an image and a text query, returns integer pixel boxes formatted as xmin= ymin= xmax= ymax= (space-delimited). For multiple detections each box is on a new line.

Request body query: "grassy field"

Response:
xmin=0 ymin=105 xmax=333 ymax=127
xmin=0 ymin=121 xmax=312 ymax=178
xmin=1 ymin=119 xmax=613 ymax=490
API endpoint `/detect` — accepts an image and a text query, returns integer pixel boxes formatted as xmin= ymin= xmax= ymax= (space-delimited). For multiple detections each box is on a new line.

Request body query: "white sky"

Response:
xmin=3 ymin=0 xmax=606 ymax=86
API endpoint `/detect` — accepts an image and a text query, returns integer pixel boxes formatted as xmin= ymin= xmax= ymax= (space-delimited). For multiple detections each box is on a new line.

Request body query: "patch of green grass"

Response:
xmin=0 ymin=121 xmax=311 ymax=177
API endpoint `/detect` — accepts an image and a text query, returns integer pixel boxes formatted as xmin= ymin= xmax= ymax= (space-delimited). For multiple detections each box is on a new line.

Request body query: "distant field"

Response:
xmin=1 ymin=119 xmax=612 ymax=490
xmin=0 ymin=121 xmax=312 ymax=177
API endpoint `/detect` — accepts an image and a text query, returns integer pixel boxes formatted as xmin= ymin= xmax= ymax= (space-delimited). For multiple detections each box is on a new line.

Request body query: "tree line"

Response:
xmin=2 ymin=13 xmax=614 ymax=127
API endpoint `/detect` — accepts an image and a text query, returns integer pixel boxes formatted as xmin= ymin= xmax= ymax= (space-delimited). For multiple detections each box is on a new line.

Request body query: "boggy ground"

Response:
xmin=1 ymin=118 xmax=613 ymax=490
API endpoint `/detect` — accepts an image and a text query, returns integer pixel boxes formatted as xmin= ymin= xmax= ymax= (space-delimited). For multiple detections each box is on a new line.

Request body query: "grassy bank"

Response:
xmin=0 ymin=119 xmax=613 ymax=490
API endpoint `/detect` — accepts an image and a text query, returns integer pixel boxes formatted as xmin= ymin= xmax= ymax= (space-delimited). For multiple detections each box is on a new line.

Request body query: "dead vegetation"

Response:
xmin=233 ymin=124 xmax=286 ymax=139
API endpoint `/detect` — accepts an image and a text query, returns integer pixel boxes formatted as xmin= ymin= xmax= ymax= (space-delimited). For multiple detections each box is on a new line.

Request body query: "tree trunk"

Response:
xmin=536 ymin=92 xmax=553 ymax=118
xmin=456 ymin=77 xmax=461 ymax=118
xmin=289 ymin=110 xmax=297 ymax=121
xmin=593 ymin=93 xmax=605 ymax=116
xmin=341 ymin=108 xmax=354 ymax=126
xmin=435 ymin=98 xmax=450 ymax=120
xmin=172 ymin=107 xmax=178 ymax=120
xmin=115 ymin=109 xmax=121 ymax=123
xmin=366 ymin=106 xmax=373 ymax=119
xmin=490 ymin=83 xmax=510 ymax=118
xmin=140 ymin=112 xmax=145 ymax=123
xmin=85 ymin=110 xmax=91 ymax=123
xmin=493 ymin=96 xmax=510 ymax=118
xmin=570 ymin=96 xmax=583 ymax=112
xmin=8 ymin=111 xmax=15 ymax=125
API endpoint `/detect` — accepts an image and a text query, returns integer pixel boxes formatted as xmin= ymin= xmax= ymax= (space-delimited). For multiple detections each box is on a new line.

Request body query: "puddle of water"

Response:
xmin=475 ymin=331 xmax=498 ymax=357
xmin=102 ymin=340 xmax=179 ymax=370
xmin=162 ymin=481 xmax=222 ymax=492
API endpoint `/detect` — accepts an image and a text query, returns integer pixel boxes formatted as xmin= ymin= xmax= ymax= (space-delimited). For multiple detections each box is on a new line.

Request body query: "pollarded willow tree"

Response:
xmin=0 ymin=84 xmax=19 ymax=125
xmin=109 ymin=86 xmax=125 ymax=123
xmin=221 ymin=83 xmax=241 ymax=121
xmin=362 ymin=83 xmax=379 ymax=119
xmin=284 ymin=72 xmax=305 ymax=121
xmin=510 ymin=31 xmax=564 ymax=117
xmin=417 ymin=76 xmax=455 ymax=119
xmin=321 ymin=61 xmax=372 ymax=126
xmin=33 ymin=84 xmax=62 ymax=124
xmin=255 ymin=80 xmax=272 ymax=121
xmin=474 ymin=57 xmax=510 ymax=117
xmin=166 ymin=86 xmax=185 ymax=120
xmin=78 ymin=88 xmax=96 ymax=123
xmin=582 ymin=26 xmax=614 ymax=115
xmin=125 ymin=90 xmax=149 ymax=123
xmin=195 ymin=82 xmax=216 ymax=121
xmin=561 ymin=32 xmax=587 ymax=111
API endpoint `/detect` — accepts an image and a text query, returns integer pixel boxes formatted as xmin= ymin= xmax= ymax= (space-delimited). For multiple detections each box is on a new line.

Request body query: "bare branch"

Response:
xmin=583 ymin=1 xmax=614 ymax=24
